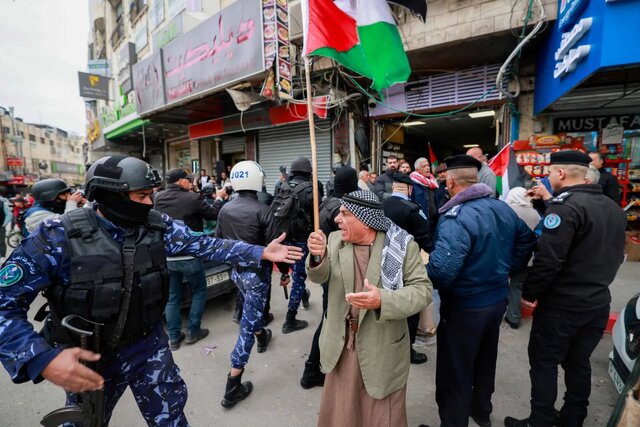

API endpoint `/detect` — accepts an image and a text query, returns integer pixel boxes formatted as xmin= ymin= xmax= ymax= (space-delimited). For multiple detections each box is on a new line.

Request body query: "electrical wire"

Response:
xmin=496 ymin=0 xmax=547 ymax=98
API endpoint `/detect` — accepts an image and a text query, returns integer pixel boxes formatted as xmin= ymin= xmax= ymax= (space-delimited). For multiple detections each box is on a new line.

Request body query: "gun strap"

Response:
xmin=106 ymin=231 xmax=137 ymax=354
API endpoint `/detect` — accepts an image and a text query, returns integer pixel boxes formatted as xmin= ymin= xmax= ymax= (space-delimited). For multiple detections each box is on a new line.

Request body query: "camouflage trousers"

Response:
xmin=287 ymin=241 xmax=309 ymax=313
xmin=230 ymin=266 xmax=270 ymax=369
xmin=65 ymin=325 xmax=189 ymax=426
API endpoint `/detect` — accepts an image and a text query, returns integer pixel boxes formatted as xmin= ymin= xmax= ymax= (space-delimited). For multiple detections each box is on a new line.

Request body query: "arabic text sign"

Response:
xmin=78 ymin=72 xmax=110 ymax=100
xmin=162 ymin=0 xmax=264 ymax=104
xmin=133 ymin=51 xmax=166 ymax=115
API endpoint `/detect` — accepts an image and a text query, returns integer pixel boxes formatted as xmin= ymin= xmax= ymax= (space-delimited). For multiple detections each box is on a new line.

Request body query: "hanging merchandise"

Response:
xmin=513 ymin=134 xmax=586 ymax=178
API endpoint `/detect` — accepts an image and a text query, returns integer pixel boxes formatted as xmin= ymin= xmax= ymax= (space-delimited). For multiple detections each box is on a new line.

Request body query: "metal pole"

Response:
xmin=304 ymin=56 xmax=320 ymax=232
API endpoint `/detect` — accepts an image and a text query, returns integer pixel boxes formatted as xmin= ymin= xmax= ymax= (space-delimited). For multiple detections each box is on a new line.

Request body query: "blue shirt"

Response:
xmin=0 ymin=211 xmax=263 ymax=384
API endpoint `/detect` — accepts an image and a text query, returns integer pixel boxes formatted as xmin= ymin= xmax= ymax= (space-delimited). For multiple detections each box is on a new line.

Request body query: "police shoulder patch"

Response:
xmin=0 ymin=264 xmax=24 ymax=287
xmin=551 ymin=191 xmax=573 ymax=204
xmin=445 ymin=205 xmax=461 ymax=218
xmin=543 ymin=213 xmax=562 ymax=229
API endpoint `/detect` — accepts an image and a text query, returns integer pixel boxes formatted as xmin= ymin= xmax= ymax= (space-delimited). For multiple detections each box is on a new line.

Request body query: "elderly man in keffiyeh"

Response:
xmin=306 ymin=190 xmax=432 ymax=427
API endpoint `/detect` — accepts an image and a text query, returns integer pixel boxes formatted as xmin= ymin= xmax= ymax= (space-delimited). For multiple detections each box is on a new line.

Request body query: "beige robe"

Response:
xmin=317 ymin=245 xmax=408 ymax=427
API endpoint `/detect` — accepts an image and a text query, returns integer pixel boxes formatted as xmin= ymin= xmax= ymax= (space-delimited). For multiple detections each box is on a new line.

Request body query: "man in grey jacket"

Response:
xmin=467 ymin=147 xmax=497 ymax=197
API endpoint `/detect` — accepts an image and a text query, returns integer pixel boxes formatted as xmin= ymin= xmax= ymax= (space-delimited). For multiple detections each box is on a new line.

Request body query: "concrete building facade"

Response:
xmin=0 ymin=107 xmax=86 ymax=188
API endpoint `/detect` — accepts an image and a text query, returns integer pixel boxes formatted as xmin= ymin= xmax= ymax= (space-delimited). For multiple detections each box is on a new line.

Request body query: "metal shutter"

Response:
xmin=258 ymin=120 xmax=332 ymax=194
xmin=221 ymin=136 xmax=246 ymax=154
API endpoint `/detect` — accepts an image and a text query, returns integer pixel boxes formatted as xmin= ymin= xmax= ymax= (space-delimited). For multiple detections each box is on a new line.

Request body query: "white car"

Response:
xmin=609 ymin=292 xmax=640 ymax=394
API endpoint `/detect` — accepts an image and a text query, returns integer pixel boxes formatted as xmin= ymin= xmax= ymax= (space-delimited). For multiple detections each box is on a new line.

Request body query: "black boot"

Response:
xmin=221 ymin=370 xmax=253 ymax=409
xmin=410 ymin=347 xmax=428 ymax=364
xmin=256 ymin=329 xmax=272 ymax=353
xmin=301 ymin=288 xmax=311 ymax=309
xmin=300 ymin=361 xmax=325 ymax=389
xmin=282 ymin=310 xmax=308 ymax=334
xmin=232 ymin=307 xmax=242 ymax=325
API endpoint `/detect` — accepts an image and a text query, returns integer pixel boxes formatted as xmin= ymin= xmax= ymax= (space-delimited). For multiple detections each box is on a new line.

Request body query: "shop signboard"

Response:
xmin=6 ymin=157 xmax=24 ymax=167
xmin=152 ymin=14 xmax=184 ymax=51
xmin=117 ymin=42 xmax=138 ymax=94
xmin=162 ymin=0 xmax=264 ymax=105
xmin=87 ymin=59 xmax=110 ymax=77
xmin=558 ymin=0 xmax=590 ymax=31
xmin=534 ymin=0 xmax=640 ymax=114
xmin=602 ymin=124 xmax=624 ymax=145
xmin=78 ymin=72 xmax=110 ymax=101
xmin=262 ymin=0 xmax=292 ymax=99
xmin=133 ymin=51 xmax=166 ymax=115
xmin=554 ymin=114 xmax=640 ymax=132
xmin=189 ymin=96 xmax=329 ymax=139
xmin=100 ymin=92 xmax=137 ymax=129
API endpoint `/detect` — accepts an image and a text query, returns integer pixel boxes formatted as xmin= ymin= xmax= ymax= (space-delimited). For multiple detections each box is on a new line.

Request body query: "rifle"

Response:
xmin=41 ymin=315 xmax=105 ymax=427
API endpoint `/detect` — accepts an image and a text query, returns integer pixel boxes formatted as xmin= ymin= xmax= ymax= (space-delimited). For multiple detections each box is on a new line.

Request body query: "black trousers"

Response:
xmin=528 ymin=305 xmax=608 ymax=427
xmin=307 ymin=283 xmax=328 ymax=366
xmin=408 ymin=312 xmax=420 ymax=346
xmin=436 ymin=299 xmax=506 ymax=427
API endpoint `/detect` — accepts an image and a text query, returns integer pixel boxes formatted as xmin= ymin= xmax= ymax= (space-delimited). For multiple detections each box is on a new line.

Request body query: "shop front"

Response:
xmin=534 ymin=0 xmax=640 ymax=218
xmin=369 ymin=64 xmax=509 ymax=171
xmin=188 ymin=99 xmax=332 ymax=193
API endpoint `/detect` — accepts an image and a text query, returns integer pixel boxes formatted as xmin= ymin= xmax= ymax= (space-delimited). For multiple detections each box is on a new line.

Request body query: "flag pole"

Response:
xmin=304 ymin=56 xmax=321 ymax=248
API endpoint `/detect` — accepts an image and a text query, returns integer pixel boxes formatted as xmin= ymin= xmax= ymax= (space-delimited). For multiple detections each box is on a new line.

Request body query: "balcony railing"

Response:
xmin=110 ymin=19 xmax=124 ymax=48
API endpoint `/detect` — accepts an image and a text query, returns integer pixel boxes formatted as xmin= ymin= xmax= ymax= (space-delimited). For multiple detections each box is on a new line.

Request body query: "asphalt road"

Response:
xmin=1 ymin=263 xmax=635 ymax=426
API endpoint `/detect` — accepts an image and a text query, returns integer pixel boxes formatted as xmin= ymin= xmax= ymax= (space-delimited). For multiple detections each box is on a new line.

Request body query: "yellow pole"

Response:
xmin=304 ymin=56 xmax=320 ymax=232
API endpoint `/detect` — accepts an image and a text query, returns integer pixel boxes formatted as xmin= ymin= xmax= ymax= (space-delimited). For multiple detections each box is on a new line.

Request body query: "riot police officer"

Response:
xmin=505 ymin=151 xmax=627 ymax=427
xmin=215 ymin=161 xmax=275 ymax=408
xmin=0 ymin=155 xmax=302 ymax=426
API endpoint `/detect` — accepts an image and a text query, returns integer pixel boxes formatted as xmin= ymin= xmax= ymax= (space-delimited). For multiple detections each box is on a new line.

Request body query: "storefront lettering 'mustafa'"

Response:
xmin=556 ymin=114 xmax=640 ymax=132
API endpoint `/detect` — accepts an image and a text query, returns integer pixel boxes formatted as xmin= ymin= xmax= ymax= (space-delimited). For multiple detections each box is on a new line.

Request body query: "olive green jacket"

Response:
xmin=306 ymin=231 xmax=432 ymax=399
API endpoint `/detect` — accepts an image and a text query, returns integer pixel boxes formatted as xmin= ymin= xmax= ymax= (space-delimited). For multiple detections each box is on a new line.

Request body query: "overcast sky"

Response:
xmin=0 ymin=1 xmax=89 ymax=135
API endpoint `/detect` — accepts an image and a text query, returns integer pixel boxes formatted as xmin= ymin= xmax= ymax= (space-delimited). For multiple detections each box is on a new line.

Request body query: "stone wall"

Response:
xmin=400 ymin=0 xmax=558 ymax=51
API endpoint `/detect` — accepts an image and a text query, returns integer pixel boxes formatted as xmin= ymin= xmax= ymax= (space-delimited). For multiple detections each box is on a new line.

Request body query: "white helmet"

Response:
xmin=229 ymin=161 xmax=264 ymax=192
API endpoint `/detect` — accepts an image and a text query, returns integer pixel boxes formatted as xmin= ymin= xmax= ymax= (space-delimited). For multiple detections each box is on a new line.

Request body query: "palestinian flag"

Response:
xmin=428 ymin=142 xmax=439 ymax=167
xmin=302 ymin=0 xmax=411 ymax=92
xmin=489 ymin=144 xmax=531 ymax=200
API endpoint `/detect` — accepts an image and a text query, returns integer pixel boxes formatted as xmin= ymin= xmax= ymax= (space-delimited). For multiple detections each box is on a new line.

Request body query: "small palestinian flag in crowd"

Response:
xmin=489 ymin=144 xmax=531 ymax=200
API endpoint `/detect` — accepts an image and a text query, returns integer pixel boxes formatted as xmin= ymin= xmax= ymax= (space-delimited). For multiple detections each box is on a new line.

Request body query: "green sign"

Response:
xmin=101 ymin=93 xmax=137 ymax=128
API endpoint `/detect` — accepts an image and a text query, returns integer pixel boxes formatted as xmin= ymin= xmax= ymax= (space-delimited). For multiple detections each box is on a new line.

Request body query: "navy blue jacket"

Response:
xmin=427 ymin=184 xmax=536 ymax=309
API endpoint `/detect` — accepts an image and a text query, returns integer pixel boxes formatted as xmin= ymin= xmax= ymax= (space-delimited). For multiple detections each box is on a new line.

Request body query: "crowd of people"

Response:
xmin=0 ymin=146 xmax=628 ymax=427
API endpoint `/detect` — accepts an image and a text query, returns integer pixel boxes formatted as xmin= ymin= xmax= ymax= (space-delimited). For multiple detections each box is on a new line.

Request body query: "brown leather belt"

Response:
xmin=345 ymin=313 xmax=358 ymax=333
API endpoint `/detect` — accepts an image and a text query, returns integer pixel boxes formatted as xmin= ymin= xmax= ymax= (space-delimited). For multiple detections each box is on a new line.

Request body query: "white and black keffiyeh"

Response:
xmin=341 ymin=191 xmax=391 ymax=232
xmin=341 ymin=191 xmax=413 ymax=291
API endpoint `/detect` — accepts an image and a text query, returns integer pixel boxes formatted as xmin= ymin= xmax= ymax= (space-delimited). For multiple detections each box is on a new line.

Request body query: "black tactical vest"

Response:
xmin=45 ymin=208 xmax=169 ymax=354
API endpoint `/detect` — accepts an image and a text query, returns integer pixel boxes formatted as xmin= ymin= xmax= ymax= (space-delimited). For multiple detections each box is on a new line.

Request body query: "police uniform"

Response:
xmin=0 ymin=156 xmax=267 ymax=426
xmin=428 ymin=155 xmax=537 ymax=427
xmin=383 ymin=172 xmax=433 ymax=365
xmin=215 ymin=191 xmax=274 ymax=369
xmin=508 ymin=151 xmax=627 ymax=427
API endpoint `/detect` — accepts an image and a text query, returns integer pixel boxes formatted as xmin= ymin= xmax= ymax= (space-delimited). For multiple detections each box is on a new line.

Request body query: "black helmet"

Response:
xmin=290 ymin=156 xmax=312 ymax=174
xmin=85 ymin=155 xmax=161 ymax=201
xmin=32 ymin=179 xmax=71 ymax=202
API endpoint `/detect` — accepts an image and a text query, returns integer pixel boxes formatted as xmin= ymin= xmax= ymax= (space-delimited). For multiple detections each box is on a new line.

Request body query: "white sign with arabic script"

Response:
xmin=162 ymin=0 xmax=264 ymax=104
